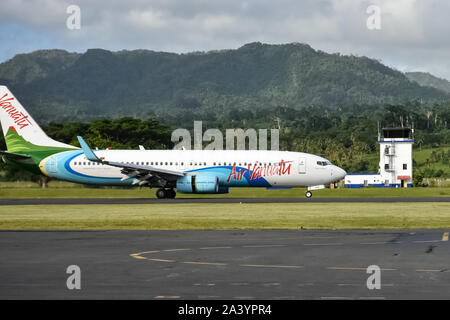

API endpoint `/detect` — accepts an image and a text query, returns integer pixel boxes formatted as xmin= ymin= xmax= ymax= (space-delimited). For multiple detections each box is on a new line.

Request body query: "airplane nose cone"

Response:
xmin=332 ymin=166 xmax=346 ymax=181
xmin=337 ymin=167 xmax=347 ymax=180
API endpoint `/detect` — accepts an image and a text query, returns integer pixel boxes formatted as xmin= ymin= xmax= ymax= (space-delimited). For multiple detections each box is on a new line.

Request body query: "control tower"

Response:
xmin=345 ymin=127 xmax=414 ymax=188
xmin=378 ymin=127 xmax=414 ymax=188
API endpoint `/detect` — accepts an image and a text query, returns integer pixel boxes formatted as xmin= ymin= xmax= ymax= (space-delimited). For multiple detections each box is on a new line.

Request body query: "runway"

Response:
xmin=1 ymin=196 xmax=449 ymax=205
xmin=1 ymin=229 xmax=449 ymax=299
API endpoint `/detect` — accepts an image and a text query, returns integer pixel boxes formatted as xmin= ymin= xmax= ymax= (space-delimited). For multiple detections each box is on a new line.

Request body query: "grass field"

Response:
xmin=0 ymin=181 xmax=449 ymax=198
xmin=0 ymin=202 xmax=449 ymax=230
xmin=1 ymin=179 xmax=449 ymax=231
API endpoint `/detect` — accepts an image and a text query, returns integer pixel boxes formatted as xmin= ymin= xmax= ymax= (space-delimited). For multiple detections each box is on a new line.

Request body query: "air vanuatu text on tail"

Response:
xmin=0 ymin=86 xmax=346 ymax=198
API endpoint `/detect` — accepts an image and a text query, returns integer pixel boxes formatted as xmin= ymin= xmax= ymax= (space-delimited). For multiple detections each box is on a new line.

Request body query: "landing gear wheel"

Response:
xmin=305 ymin=191 xmax=312 ymax=198
xmin=167 ymin=189 xmax=176 ymax=199
xmin=156 ymin=188 xmax=167 ymax=199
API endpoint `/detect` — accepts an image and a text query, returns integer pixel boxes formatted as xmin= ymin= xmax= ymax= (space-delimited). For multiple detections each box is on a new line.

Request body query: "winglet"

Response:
xmin=77 ymin=136 xmax=101 ymax=162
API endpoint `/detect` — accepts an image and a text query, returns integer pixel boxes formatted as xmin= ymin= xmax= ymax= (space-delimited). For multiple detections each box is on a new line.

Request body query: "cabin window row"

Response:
xmin=72 ymin=161 xmax=287 ymax=167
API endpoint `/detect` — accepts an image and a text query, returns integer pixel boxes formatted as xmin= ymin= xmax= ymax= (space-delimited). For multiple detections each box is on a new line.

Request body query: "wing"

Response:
xmin=77 ymin=136 xmax=194 ymax=186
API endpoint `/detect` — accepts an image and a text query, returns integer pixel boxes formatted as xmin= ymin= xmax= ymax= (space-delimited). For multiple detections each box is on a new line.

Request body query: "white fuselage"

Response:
xmin=40 ymin=149 xmax=347 ymax=188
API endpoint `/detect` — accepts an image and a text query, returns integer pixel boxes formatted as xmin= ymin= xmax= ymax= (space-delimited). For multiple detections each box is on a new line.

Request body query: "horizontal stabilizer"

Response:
xmin=0 ymin=150 xmax=31 ymax=160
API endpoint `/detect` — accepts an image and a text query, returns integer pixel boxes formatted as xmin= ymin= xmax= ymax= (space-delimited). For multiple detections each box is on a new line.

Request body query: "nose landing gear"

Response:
xmin=305 ymin=185 xmax=325 ymax=198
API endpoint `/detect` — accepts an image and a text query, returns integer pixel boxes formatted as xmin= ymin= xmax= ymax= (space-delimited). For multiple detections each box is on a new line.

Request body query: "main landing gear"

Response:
xmin=156 ymin=188 xmax=176 ymax=199
xmin=305 ymin=191 xmax=312 ymax=198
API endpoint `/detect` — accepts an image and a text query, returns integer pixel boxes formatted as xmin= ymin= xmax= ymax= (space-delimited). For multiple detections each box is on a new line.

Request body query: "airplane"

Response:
xmin=0 ymin=86 xmax=346 ymax=198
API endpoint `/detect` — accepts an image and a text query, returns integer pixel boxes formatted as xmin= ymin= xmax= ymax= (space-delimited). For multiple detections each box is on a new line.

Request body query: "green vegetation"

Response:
xmin=1 ymin=43 xmax=448 ymax=124
xmin=406 ymin=72 xmax=450 ymax=94
xmin=413 ymin=147 xmax=450 ymax=179
xmin=0 ymin=183 xmax=448 ymax=198
xmin=0 ymin=203 xmax=448 ymax=230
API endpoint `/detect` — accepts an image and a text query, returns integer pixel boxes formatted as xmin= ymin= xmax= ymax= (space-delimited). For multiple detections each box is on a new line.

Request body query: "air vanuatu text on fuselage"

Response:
xmin=226 ymin=160 xmax=291 ymax=182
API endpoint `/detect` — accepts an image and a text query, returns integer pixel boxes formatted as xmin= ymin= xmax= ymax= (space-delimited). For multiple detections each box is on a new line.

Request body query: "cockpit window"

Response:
xmin=317 ymin=161 xmax=332 ymax=166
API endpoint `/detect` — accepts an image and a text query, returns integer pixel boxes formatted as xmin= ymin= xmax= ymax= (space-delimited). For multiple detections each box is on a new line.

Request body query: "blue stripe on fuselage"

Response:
xmin=46 ymin=150 xmax=129 ymax=185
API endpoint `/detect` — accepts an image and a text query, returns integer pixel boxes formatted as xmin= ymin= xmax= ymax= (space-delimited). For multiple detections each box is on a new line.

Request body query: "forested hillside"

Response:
xmin=406 ymin=72 xmax=450 ymax=94
xmin=0 ymin=42 xmax=448 ymax=123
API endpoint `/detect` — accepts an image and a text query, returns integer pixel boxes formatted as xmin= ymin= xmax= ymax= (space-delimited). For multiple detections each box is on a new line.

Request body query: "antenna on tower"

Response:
xmin=377 ymin=121 xmax=381 ymax=141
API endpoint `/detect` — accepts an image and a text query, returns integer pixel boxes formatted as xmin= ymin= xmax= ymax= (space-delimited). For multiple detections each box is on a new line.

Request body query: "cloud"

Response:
xmin=0 ymin=0 xmax=449 ymax=79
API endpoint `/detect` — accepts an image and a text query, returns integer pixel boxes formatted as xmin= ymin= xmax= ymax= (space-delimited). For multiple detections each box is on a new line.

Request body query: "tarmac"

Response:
xmin=1 ymin=229 xmax=449 ymax=299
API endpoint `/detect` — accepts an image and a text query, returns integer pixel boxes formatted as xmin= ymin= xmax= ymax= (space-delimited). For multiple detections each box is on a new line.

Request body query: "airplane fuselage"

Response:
xmin=39 ymin=149 xmax=346 ymax=189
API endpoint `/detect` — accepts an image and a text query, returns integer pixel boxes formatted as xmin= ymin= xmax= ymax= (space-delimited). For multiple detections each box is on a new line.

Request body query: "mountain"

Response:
xmin=405 ymin=72 xmax=450 ymax=94
xmin=0 ymin=50 xmax=80 ymax=85
xmin=0 ymin=43 xmax=448 ymax=123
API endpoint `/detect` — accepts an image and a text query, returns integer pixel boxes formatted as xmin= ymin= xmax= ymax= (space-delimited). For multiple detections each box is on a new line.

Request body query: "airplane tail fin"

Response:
xmin=0 ymin=85 xmax=75 ymax=153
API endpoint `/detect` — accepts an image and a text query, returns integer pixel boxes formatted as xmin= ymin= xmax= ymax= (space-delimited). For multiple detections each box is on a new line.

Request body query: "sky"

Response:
xmin=0 ymin=0 xmax=449 ymax=80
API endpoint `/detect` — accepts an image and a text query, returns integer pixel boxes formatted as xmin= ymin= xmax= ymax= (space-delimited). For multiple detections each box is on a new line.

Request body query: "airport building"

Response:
xmin=345 ymin=127 xmax=414 ymax=188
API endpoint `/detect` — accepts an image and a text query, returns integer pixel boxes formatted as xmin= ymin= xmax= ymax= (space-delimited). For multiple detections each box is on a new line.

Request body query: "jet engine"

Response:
xmin=176 ymin=175 xmax=229 ymax=194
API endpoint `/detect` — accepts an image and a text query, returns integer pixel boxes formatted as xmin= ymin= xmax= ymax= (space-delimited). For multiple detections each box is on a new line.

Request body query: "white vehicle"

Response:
xmin=0 ymin=86 xmax=346 ymax=198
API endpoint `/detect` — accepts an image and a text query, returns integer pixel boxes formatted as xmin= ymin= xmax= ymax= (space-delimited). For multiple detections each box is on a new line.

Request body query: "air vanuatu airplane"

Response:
xmin=0 ymin=86 xmax=346 ymax=198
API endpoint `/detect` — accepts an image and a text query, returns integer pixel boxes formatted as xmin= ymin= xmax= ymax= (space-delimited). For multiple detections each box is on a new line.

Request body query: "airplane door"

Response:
xmin=298 ymin=157 xmax=306 ymax=174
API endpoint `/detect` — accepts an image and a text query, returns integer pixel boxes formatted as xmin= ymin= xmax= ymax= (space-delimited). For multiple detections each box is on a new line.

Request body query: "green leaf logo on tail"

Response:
xmin=5 ymin=126 xmax=75 ymax=162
